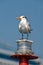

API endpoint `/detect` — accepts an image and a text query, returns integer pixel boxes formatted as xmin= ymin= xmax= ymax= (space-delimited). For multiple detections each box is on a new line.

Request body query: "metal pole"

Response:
xmin=19 ymin=57 xmax=28 ymax=65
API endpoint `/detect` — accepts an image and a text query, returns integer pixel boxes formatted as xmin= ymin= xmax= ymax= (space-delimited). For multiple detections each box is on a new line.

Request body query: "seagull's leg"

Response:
xmin=27 ymin=34 xmax=28 ymax=39
xmin=22 ymin=33 xmax=23 ymax=39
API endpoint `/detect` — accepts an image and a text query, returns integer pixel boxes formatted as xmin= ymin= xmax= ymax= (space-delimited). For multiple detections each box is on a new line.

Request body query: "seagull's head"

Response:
xmin=16 ymin=15 xmax=27 ymax=21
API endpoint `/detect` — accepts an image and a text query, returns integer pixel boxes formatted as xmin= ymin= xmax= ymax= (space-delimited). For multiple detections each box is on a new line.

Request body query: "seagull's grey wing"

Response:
xmin=27 ymin=22 xmax=32 ymax=33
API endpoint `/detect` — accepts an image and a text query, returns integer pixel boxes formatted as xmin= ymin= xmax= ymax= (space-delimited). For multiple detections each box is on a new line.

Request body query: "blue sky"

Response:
xmin=0 ymin=0 xmax=43 ymax=58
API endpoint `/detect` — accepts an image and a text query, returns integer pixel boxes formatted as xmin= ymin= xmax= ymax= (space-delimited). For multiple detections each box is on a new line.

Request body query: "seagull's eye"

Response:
xmin=23 ymin=17 xmax=25 ymax=18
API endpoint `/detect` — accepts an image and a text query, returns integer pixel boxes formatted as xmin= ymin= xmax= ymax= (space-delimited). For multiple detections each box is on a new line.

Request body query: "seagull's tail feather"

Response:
xmin=30 ymin=28 xmax=33 ymax=31
xmin=29 ymin=29 xmax=33 ymax=33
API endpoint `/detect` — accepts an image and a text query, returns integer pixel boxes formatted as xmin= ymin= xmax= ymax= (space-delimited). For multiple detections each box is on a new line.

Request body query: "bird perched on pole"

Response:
xmin=16 ymin=15 xmax=32 ymax=39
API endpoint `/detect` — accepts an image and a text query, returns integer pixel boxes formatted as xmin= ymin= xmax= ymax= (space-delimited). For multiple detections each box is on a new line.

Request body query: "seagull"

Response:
xmin=16 ymin=15 xmax=32 ymax=39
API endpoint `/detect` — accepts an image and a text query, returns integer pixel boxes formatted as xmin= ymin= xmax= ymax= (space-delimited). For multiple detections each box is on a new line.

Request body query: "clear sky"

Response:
xmin=0 ymin=0 xmax=43 ymax=58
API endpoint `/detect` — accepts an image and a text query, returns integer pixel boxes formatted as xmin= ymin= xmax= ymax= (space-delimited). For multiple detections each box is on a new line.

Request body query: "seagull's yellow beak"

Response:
xmin=16 ymin=17 xmax=21 ymax=21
